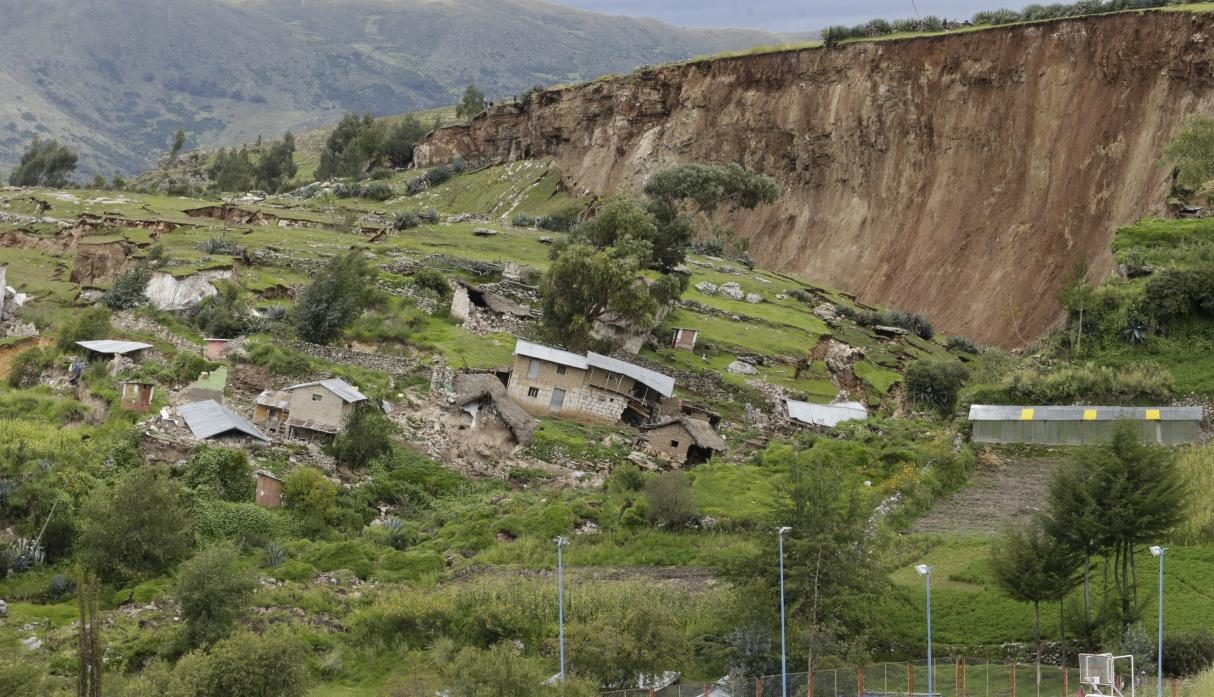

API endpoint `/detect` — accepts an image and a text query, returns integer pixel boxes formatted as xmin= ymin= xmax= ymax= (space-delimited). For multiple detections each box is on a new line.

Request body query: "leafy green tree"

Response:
xmin=644 ymin=471 xmax=698 ymax=528
xmin=455 ymin=84 xmax=487 ymax=120
xmin=170 ymin=129 xmax=186 ymax=161
xmin=185 ymin=446 xmax=254 ymax=502
xmin=539 ymin=240 xmax=659 ymax=352
xmin=565 ymin=605 xmax=688 ymax=689
xmin=991 ymin=522 xmax=1082 ymax=682
xmin=382 ymin=117 xmax=427 ymax=168
xmin=78 ymin=467 xmax=193 ymax=582
xmin=189 ymin=281 xmax=253 ymax=338
xmin=293 ymin=250 xmax=374 ymax=344
xmin=8 ymin=137 xmax=78 ymax=187
xmin=329 ymin=405 xmax=395 ymax=469
xmin=315 ymin=114 xmax=379 ymax=180
xmin=175 ymin=543 xmax=258 ymax=647
xmin=1043 ymin=456 xmax=1103 ymax=633
xmin=254 ymin=133 xmax=298 ymax=193
xmin=643 ymin=162 xmax=778 ymax=258
xmin=56 ymin=306 xmax=111 ymax=351
xmin=904 ymin=359 xmax=968 ymax=413
xmin=1164 ymin=115 xmax=1214 ymax=193
xmin=170 ymin=629 xmax=310 ymax=697
xmin=101 ymin=267 xmax=152 ymax=310
xmin=283 ymin=467 xmax=339 ymax=537
xmin=209 ymin=147 xmax=255 ymax=192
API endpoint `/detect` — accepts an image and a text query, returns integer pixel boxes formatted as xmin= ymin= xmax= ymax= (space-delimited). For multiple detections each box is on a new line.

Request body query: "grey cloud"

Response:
xmin=553 ymin=1 xmax=1023 ymax=32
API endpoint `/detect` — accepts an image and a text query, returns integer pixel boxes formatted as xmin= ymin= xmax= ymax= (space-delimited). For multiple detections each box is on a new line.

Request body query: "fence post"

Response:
xmin=1011 ymin=662 xmax=1016 ymax=697
xmin=858 ymin=666 xmax=864 ymax=697
xmin=908 ymin=662 xmax=913 ymax=697
xmin=808 ymin=669 xmax=813 ymax=697
xmin=703 ymin=682 xmax=709 ymax=697
xmin=1061 ymin=664 xmax=1066 ymax=697
xmin=755 ymin=676 xmax=761 ymax=697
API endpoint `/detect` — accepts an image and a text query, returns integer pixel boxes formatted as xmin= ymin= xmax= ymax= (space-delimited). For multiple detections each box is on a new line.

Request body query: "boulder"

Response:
xmin=744 ymin=293 xmax=763 ymax=304
xmin=813 ymin=302 xmax=838 ymax=321
xmin=0 ymin=599 xmax=7 ymax=618
xmin=718 ymin=282 xmax=745 ymax=300
xmin=727 ymin=360 xmax=758 ymax=375
xmin=694 ymin=281 xmax=718 ymax=295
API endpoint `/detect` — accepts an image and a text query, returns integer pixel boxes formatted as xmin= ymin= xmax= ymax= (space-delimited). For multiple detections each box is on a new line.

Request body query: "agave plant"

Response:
xmin=263 ymin=304 xmax=288 ymax=322
xmin=7 ymin=538 xmax=45 ymax=574
xmin=263 ymin=542 xmax=287 ymax=569
xmin=45 ymin=574 xmax=74 ymax=600
xmin=384 ymin=517 xmax=410 ymax=550
xmin=1123 ymin=317 xmax=1150 ymax=346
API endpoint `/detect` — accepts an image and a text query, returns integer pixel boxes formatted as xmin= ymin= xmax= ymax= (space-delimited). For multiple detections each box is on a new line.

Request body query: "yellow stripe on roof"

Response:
xmin=1020 ymin=408 xmax=1035 ymax=421
xmin=1145 ymin=409 xmax=1161 ymax=421
xmin=1083 ymin=409 xmax=1098 ymax=421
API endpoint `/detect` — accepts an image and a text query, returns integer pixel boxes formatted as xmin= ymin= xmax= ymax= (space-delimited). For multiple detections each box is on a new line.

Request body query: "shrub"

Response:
xmin=1163 ymin=630 xmax=1214 ymax=678
xmin=945 ymin=335 xmax=979 ymax=354
xmin=56 ymin=307 xmax=111 ymax=351
xmin=328 ymin=406 xmax=395 ymax=470
xmin=788 ymin=288 xmax=816 ymax=305
xmin=166 ymin=352 xmax=216 ymax=385
xmin=428 ymin=164 xmax=454 ymax=186
xmin=411 ymin=268 xmax=451 ymax=299
xmin=362 ymin=182 xmax=393 ymax=201
xmin=392 ymin=211 xmax=420 ymax=230
xmin=170 ymin=629 xmax=311 ymax=697
xmin=102 ymin=267 xmax=152 ymax=310
xmin=1143 ymin=269 xmax=1214 ymax=323
xmin=511 ymin=212 xmax=536 ymax=227
xmin=605 ymin=463 xmax=644 ymax=493
xmin=7 ymin=347 xmax=55 ymax=388
xmin=283 ymin=468 xmax=339 ymax=537
xmin=644 ymin=472 xmax=698 ymax=528
xmin=905 ymin=360 xmax=969 ymax=413
xmin=377 ymin=550 xmax=443 ymax=583
xmin=271 ymin=560 xmax=317 ymax=582
xmin=294 ymin=251 xmax=374 ymax=344
xmin=306 ymin=540 xmax=376 ymax=579
xmin=78 ymin=467 xmax=193 ymax=582
xmin=538 ymin=205 xmax=581 ymax=232
xmin=185 ymin=446 xmax=254 ymax=502
xmin=176 ymin=543 xmax=258 ymax=647
xmin=1001 ymin=362 xmax=1174 ymax=405
xmin=195 ymin=500 xmax=296 ymax=544
xmin=244 ymin=340 xmax=313 ymax=376
xmin=418 ymin=208 xmax=440 ymax=224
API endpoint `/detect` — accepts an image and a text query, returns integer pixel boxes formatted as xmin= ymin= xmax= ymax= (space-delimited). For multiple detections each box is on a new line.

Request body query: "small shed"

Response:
xmin=643 ymin=417 xmax=727 ymax=466
xmin=255 ymin=471 xmax=284 ymax=508
xmin=179 ymin=400 xmax=270 ymax=443
xmin=120 ymin=381 xmax=155 ymax=411
xmin=785 ymin=399 xmax=868 ymax=428
xmin=671 ymin=328 xmax=699 ymax=350
xmin=76 ymin=340 xmax=153 ymax=361
xmin=969 ymin=405 xmax=1203 ymax=446
xmin=203 ymin=338 xmax=232 ymax=361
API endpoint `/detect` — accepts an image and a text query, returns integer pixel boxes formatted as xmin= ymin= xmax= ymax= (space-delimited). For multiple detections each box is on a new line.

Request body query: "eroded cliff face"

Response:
xmin=416 ymin=12 xmax=1214 ymax=347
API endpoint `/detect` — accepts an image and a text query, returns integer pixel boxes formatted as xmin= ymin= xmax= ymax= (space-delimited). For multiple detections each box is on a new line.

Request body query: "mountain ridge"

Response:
xmin=0 ymin=0 xmax=786 ymax=177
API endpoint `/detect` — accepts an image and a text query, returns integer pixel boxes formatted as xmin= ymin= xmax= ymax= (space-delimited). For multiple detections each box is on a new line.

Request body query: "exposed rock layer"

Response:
xmin=415 ymin=12 xmax=1214 ymax=347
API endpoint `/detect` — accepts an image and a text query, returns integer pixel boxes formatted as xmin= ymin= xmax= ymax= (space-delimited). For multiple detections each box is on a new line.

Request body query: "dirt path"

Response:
xmin=911 ymin=453 xmax=1061 ymax=535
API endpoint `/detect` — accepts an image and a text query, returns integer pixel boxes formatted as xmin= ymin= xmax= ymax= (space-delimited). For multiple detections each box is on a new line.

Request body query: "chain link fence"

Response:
xmin=601 ymin=658 xmax=1186 ymax=697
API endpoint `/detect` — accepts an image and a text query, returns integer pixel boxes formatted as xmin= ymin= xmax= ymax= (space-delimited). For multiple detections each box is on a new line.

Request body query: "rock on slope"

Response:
xmin=416 ymin=11 xmax=1214 ymax=347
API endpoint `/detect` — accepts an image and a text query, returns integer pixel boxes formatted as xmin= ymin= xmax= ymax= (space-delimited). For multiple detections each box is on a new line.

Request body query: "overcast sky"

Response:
xmin=551 ymin=1 xmax=1019 ymax=32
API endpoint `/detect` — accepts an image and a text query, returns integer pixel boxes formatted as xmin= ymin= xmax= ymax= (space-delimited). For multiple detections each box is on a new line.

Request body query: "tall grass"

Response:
xmin=1175 ymin=441 xmax=1214 ymax=544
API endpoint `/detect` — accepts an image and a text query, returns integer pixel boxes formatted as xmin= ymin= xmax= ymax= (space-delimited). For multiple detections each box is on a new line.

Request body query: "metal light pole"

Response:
xmin=778 ymin=526 xmax=792 ymax=697
xmin=1150 ymin=545 xmax=1166 ymax=697
xmin=916 ymin=565 xmax=934 ymax=697
xmin=556 ymin=536 xmax=570 ymax=681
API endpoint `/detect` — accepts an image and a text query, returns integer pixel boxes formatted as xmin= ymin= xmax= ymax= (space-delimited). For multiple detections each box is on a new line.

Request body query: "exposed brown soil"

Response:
xmin=910 ymin=453 xmax=1060 ymax=535
xmin=416 ymin=12 xmax=1214 ymax=347
xmin=0 ymin=336 xmax=51 ymax=382
xmin=451 ymin=564 xmax=717 ymax=594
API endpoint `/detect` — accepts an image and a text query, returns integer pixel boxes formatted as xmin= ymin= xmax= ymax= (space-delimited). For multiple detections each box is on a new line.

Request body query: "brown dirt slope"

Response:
xmin=416 ymin=11 xmax=1214 ymax=347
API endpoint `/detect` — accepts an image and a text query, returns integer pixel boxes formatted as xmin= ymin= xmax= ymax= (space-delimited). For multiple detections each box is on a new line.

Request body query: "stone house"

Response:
xmin=255 ymin=378 xmax=369 ymax=441
xmin=642 ymin=417 xmax=726 ymax=466
xmin=506 ymin=339 xmax=675 ymax=425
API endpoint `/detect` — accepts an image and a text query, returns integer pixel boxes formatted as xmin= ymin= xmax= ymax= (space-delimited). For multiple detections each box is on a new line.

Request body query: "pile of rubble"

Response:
xmin=693 ymin=281 xmax=763 ymax=304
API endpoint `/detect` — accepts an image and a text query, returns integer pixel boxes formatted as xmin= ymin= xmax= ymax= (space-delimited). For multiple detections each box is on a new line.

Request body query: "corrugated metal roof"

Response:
xmin=76 ymin=340 xmax=153 ymax=355
xmin=968 ymin=405 xmax=1203 ymax=422
xmin=255 ymin=390 xmax=291 ymax=410
xmin=284 ymin=378 xmax=368 ymax=403
xmin=586 ymin=352 xmax=675 ymax=397
xmin=786 ymin=399 xmax=868 ymax=427
xmin=179 ymin=400 xmax=269 ymax=442
xmin=514 ymin=339 xmax=588 ymax=370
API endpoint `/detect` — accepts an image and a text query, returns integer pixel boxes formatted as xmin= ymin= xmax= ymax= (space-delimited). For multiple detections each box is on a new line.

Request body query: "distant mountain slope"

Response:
xmin=0 ymin=0 xmax=784 ymax=178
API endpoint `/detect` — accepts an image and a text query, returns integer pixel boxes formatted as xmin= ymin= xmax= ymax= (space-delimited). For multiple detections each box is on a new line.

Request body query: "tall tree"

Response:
xmin=315 ymin=114 xmax=379 ymax=180
xmin=169 ymin=129 xmax=186 ymax=162
xmin=382 ymin=116 xmax=427 ymax=168
xmin=293 ymin=250 xmax=374 ymax=344
xmin=9 ymin=137 xmax=78 ymax=188
xmin=455 ymin=84 xmax=487 ymax=119
xmin=76 ymin=566 xmax=102 ymax=697
xmin=991 ymin=522 xmax=1082 ymax=690
xmin=254 ymin=132 xmax=298 ymax=192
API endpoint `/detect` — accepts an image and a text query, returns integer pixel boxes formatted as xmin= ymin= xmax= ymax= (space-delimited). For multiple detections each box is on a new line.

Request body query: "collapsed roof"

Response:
xmin=179 ymin=400 xmax=270 ymax=442
xmin=453 ymin=373 xmax=539 ymax=446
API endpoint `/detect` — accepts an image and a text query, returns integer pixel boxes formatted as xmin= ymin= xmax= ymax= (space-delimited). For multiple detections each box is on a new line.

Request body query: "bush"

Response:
xmin=945 ymin=335 xmax=979 ymax=353
xmin=306 ymin=540 xmax=377 ymax=579
xmin=428 ymin=164 xmax=454 ymax=186
xmin=362 ymin=182 xmax=393 ymax=201
xmin=78 ymin=467 xmax=193 ymax=582
xmin=905 ymin=359 xmax=969 ymax=413
xmin=244 ymin=340 xmax=313 ymax=376
xmin=1163 ymin=630 xmax=1214 ymax=678
xmin=176 ymin=543 xmax=258 ymax=647
xmin=328 ymin=406 xmax=395 ymax=470
xmin=56 ymin=307 xmax=111 ymax=351
xmin=392 ymin=211 xmax=420 ymax=230
xmin=418 ymin=208 xmax=440 ymax=224
xmin=102 ymin=267 xmax=152 ymax=310
xmin=1143 ymin=269 xmax=1214 ymax=324
xmin=185 ymin=446 xmax=254 ymax=502
xmin=605 ymin=463 xmax=644 ymax=493
xmin=411 ymin=268 xmax=452 ymax=299
xmin=511 ymin=212 xmax=536 ymax=227
xmin=170 ymin=629 xmax=311 ymax=697
xmin=283 ymin=468 xmax=339 ymax=537
xmin=6 ymin=347 xmax=55 ymax=388
xmin=538 ymin=205 xmax=581 ymax=232
xmin=644 ymin=472 xmax=698 ymax=528
xmin=376 ymin=550 xmax=443 ymax=583
xmin=999 ymin=362 xmax=1174 ymax=405
xmin=294 ymin=251 xmax=373 ymax=344
xmin=195 ymin=500 xmax=296 ymax=544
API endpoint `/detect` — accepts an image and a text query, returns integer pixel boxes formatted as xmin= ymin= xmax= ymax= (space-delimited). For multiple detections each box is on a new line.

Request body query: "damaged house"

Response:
xmin=506 ymin=339 xmax=675 ymax=425
xmin=452 ymin=372 xmax=539 ymax=446
xmin=179 ymin=400 xmax=270 ymax=445
xmin=253 ymin=378 xmax=368 ymax=441
xmin=643 ymin=417 xmax=726 ymax=466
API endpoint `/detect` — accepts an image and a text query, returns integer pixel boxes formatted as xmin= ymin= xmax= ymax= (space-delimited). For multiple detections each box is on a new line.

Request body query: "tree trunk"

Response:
xmin=1035 ymin=600 xmax=1042 ymax=697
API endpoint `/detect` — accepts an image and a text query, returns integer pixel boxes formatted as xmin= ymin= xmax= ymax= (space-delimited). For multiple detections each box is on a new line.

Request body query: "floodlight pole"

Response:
xmin=917 ymin=565 xmax=934 ymax=697
xmin=778 ymin=526 xmax=792 ymax=697
xmin=1151 ymin=546 xmax=1166 ymax=697
xmin=556 ymin=536 xmax=569 ymax=681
